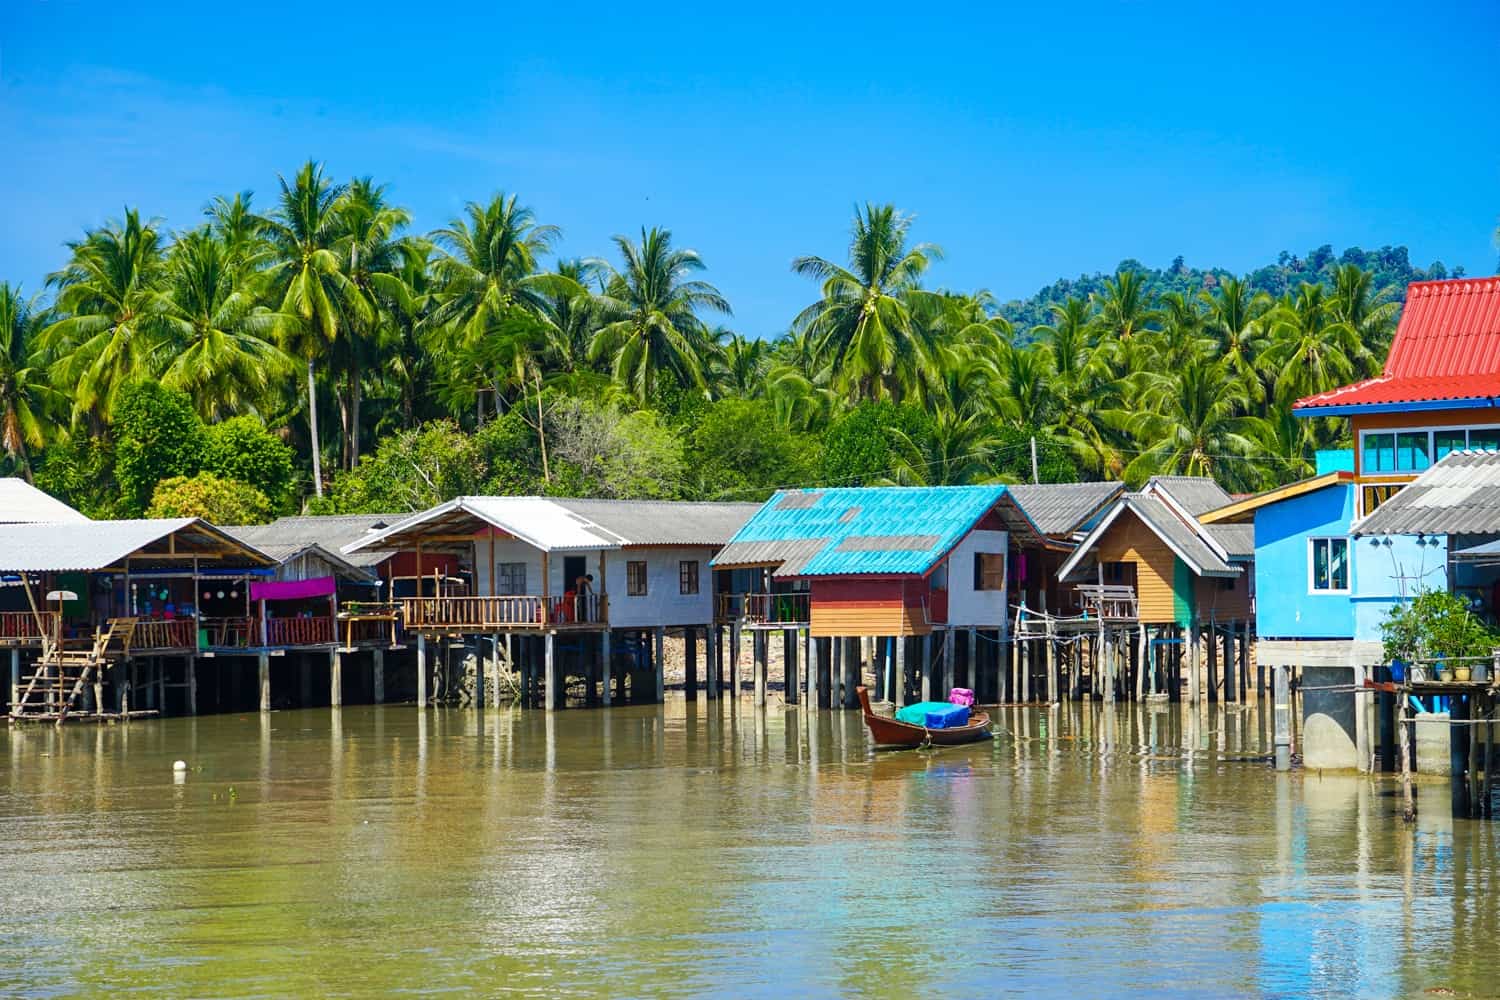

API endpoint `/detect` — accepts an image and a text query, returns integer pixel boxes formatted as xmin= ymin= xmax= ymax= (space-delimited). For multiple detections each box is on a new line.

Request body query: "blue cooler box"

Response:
xmin=924 ymin=704 xmax=970 ymax=729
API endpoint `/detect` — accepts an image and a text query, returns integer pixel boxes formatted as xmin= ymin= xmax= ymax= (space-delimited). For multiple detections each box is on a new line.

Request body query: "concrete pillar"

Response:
xmin=258 ymin=653 xmax=271 ymax=713
xmin=546 ymin=632 xmax=558 ymax=711
xmin=187 ymin=656 xmax=197 ymax=715
xmin=654 ymin=627 xmax=665 ymax=703
xmin=416 ymin=634 xmax=428 ymax=709
xmin=372 ymin=648 xmax=385 ymax=703
xmin=784 ymin=629 xmax=798 ymax=705
xmin=330 ymin=650 xmax=343 ymax=708
xmin=1273 ymin=664 xmax=1291 ymax=771
xmin=602 ymin=630 xmax=613 ymax=706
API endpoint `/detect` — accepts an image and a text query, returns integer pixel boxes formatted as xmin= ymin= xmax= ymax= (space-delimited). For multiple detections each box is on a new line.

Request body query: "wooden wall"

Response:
xmin=1194 ymin=569 xmax=1251 ymax=623
xmin=809 ymin=578 xmax=932 ymax=638
xmin=1094 ymin=511 xmax=1182 ymax=624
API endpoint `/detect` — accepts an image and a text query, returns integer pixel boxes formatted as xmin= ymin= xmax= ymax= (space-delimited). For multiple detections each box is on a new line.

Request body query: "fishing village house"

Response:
xmin=709 ymin=485 xmax=1052 ymax=709
xmin=0 ymin=514 xmax=278 ymax=721
xmin=344 ymin=496 xmax=761 ymax=710
xmin=1055 ymin=476 xmax=1254 ymax=703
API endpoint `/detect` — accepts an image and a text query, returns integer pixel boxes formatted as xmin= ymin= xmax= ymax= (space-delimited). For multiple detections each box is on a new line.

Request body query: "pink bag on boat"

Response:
xmin=948 ymin=687 xmax=974 ymax=707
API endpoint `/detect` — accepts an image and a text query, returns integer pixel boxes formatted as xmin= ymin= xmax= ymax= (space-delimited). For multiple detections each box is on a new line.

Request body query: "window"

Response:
xmin=679 ymin=560 xmax=699 ymax=595
xmin=1103 ymin=561 xmax=1132 ymax=585
xmin=1471 ymin=428 xmax=1500 ymax=452
xmin=1396 ymin=431 xmax=1430 ymax=471
xmin=496 ymin=562 xmax=527 ymax=595
xmin=1309 ymin=537 xmax=1350 ymax=593
xmin=973 ymin=553 xmax=1005 ymax=591
xmin=627 ymin=561 xmax=648 ymax=596
xmin=1362 ymin=432 xmax=1396 ymax=473
xmin=1435 ymin=430 xmax=1468 ymax=460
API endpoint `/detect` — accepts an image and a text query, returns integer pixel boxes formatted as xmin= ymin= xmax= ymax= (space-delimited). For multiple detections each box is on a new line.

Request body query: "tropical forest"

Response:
xmin=0 ymin=160 xmax=1470 ymax=522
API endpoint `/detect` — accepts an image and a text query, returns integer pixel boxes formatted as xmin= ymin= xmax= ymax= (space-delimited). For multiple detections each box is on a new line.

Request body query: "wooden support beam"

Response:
xmin=784 ymin=629 xmax=798 ymax=705
xmin=653 ymin=627 xmax=665 ymax=704
xmin=330 ymin=650 xmax=342 ymax=708
xmin=417 ymin=634 xmax=428 ymax=709
xmin=373 ymin=648 xmax=385 ymax=703
xmin=258 ymin=653 xmax=270 ymax=713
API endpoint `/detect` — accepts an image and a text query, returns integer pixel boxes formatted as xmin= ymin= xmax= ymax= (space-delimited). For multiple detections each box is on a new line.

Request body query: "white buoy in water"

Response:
xmin=173 ymin=760 xmax=188 ymax=772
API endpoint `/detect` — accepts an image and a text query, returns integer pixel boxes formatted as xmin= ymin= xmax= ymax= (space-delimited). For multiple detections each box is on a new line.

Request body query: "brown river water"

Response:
xmin=1 ymin=699 xmax=1496 ymax=999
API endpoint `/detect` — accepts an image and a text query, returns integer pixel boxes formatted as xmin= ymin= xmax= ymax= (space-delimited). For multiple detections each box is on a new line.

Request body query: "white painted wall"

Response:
xmin=944 ymin=529 xmax=1009 ymax=628
xmin=471 ymin=536 xmax=716 ymax=627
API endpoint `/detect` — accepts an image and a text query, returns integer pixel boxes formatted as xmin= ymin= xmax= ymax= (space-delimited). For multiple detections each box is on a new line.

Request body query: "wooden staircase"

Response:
xmin=9 ymin=618 xmax=141 ymax=724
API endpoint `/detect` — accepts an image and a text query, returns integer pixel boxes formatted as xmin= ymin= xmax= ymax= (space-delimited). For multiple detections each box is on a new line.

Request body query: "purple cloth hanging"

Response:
xmin=250 ymin=576 xmax=336 ymax=602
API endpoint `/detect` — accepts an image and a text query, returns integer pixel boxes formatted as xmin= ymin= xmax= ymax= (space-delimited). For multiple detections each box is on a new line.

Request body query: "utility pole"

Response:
xmin=1030 ymin=435 xmax=1039 ymax=484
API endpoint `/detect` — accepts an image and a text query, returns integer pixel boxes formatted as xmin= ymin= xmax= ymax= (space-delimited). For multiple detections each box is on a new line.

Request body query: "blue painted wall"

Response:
xmin=1254 ymin=483 xmax=1357 ymax=639
xmin=1351 ymin=534 xmax=1447 ymax=641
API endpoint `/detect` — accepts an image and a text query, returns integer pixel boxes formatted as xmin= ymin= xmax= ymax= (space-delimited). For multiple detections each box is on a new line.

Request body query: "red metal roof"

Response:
xmin=1295 ymin=277 xmax=1500 ymax=412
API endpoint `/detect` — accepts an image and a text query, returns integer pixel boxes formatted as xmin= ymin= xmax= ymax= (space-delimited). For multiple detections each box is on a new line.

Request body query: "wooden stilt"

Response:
xmin=805 ymin=628 xmax=815 ymax=707
xmin=1188 ymin=624 xmax=1201 ymax=704
xmin=1206 ymin=626 xmax=1219 ymax=704
xmin=784 ymin=629 xmax=798 ymax=705
xmin=921 ymin=634 xmax=933 ymax=703
xmin=685 ymin=627 xmax=699 ymax=699
xmin=754 ymin=629 xmax=767 ymax=707
xmin=1399 ymin=690 xmax=1415 ymax=821
xmin=373 ymin=648 xmax=385 ymax=704
xmin=940 ymin=631 xmax=954 ymax=699
xmin=602 ymin=629 xmax=613 ymax=706
xmin=1135 ymin=625 xmax=1147 ymax=702
xmin=705 ymin=626 xmax=718 ymax=700
xmin=967 ymin=629 xmax=979 ymax=702
xmin=546 ymin=632 xmax=559 ymax=711
xmin=186 ymin=656 xmax=197 ymax=716
xmin=654 ymin=627 xmax=665 ymax=703
xmin=844 ymin=637 xmax=861 ymax=709
xmin=831 ymin=637 xmax=842 ymax=707
xmin=329 ymin=650 xmax=342 ymax=708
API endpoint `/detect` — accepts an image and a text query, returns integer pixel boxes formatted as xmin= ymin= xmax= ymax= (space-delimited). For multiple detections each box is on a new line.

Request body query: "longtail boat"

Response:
xmin=855 ymin=685 xmax=992 ymax=750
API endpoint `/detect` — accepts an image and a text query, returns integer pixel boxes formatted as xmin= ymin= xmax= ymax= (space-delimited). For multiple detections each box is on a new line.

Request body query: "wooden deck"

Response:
xmin=715 ymin=593 xmax=811 ymax=628
xmin=402 ymin=595 xmax=607 ymax=633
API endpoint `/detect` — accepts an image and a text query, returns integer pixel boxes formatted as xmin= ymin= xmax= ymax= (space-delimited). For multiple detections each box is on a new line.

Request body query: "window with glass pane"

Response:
xmin=1363 ymin=432 xmax=1395 ymax=472
xmin=497 ymin=562 xmax=527 ymax=595
xmin=1396 ymin=431 xmax=1430 ymax=471
xmin=1435 ymin=430 xmax=1467 ymax=459
xmin=1310 ymin=537 xmax=1349 ymax=592
xmin=1471 ymin=428 xmax=1500 ymax=452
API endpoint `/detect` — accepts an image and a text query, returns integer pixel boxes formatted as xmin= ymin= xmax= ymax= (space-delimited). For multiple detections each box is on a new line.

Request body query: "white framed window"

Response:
xmin=496 ymin=562 xmax=527 ymax=595
xmin=1308 ymin=537 xmax=1350 ymax=594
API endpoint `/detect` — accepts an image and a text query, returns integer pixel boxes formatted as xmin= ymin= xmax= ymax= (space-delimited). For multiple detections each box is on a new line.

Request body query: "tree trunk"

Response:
xmin=338 ymin=371 xmax=353 ymax=473
xmin=349 ymin=358 xmax=362 ymax=469
xmin=535 ymin=369 xmax=550 ymax=483
xmin=307 ymin=358 xmax=324 ymax=498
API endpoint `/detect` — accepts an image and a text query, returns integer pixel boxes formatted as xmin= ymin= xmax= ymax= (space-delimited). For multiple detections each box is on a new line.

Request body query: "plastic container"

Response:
xmin=924 ymin=704 xmax=970 ymax=729
xmin=948 ymin=687 xmax=975 ymax=707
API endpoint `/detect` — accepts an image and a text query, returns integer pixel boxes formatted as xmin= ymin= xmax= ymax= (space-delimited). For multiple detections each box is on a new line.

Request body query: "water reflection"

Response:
xmin=0 ymin=699 xmax=1495 ymax=998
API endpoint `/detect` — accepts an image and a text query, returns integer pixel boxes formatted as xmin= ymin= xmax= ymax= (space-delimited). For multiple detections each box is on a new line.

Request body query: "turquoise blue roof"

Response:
xmin=711 ymin=485 xmax=1030 ymax=577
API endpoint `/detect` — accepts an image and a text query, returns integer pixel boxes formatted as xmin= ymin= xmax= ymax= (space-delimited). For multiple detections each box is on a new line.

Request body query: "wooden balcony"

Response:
xmin=1073 ymin=584 xmax=1140 ymax=622
xmin=716 ymin=592 xmax=811 ymax=627
xmin=128 ymin=619 xmax=198 ymax=652
xmin=265 ymin=616 xmax=334 ymax=647
xmin=0 ymin=611 xmax=57 ymax=646
xmin=402 ymin=594 xmax=607 ymax=632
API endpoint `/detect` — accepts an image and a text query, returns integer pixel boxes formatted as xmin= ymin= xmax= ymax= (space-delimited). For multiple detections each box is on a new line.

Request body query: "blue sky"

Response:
xmin=2 ymin=1 xmax=1497 ymax=337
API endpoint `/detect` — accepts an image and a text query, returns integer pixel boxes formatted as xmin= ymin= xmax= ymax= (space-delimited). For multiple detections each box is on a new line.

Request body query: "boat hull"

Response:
xmin=855 ymin=686 xmax=992 ymax=749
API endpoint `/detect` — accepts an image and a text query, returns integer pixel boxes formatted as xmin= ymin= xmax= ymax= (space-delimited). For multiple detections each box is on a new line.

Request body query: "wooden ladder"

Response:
xmin=9 ymin=619 xmax=135 ymax=724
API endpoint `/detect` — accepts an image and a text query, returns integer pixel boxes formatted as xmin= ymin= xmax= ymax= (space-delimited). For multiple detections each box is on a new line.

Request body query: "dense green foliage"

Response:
xmin=3 ymin=160 xmax=1466 ymax=516
xmin=147 ymin=472 xmax=273 ymax=524
xmin=1381 ymin=590 xmax=1498 ymax=665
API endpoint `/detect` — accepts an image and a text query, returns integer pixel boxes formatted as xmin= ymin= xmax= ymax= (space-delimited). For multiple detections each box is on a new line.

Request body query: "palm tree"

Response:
xmin=205 ymin=191 xmax=268 ymax=277
xmin=260 ymin=160 xmax=366 ymax=496
xmin=791 ymin=204 xmax=943 ymax=401
xmin=335 ymin=177 xmax=416 ymax=467
xmin=1260 ymin=282 xmax=1371 ymax=407
xmin=885 ymin=408 xmax=1002 ymax=486
xmin=1092 ymin=269 xmax=1158 ymax=367
xmin=158 ymin=229 xmax=293 ymax=419
xmin=38 ymin=208 xmax=171 ymax=426
xmin=711 ymin=329 xmax=769 ymax=399
xmin=538 ymin=258 xmax=606 ymax=372
xmin=1125 ymin=357 xmax=1269 ymax=491
xmin=0 ymin=285 xmax=59 ymax=480
xmin=589 ymin=227 xmax=730 ymax=402
xmin=1203 ymin=276 xmax=1269 ymax=400
xmin=1327 ymin=263 xmax=1399 ymax=371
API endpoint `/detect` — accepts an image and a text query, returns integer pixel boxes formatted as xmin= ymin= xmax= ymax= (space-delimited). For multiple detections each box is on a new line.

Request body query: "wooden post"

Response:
xmin=1207 ymin=625 xmax=1219 ymax=704
xmin=1188 ymin=623 xmax=1201 ymax=704
xmin=1222 ymin=626 xmax=1236 ymax=703
xmin=685 ymin=627 xmax=699 ymax=698
xmin=417 ymin=633 xmax=428 ymax=709
xmin=729 ymin=621 xmax=741 ymax=697
xmin=187 ymin=656 xmax=197 ymax=715
xmin=372 ymin=648 xmax=385 ymax=703
xmin=1274 ymin=663 xmax=1291 ymax=771
xmin=844 ymin=637 xmax=861 ymax=709
xmin=1399 ymin=689 xmax=1415 ymax=821
xmin=894 ymin=636 xmax=907 ymax=707
xmin=804 ymin=629 xmax=816 ymax=707
xmin=941 ymin=631 xmax=954 ymax=698
xmin=654 ymin=627 xmax=665 ymax=703
xmin=1239 ymin=621 xmax=1250 ymax=703
xmin=921 ymin=634 xmax=932 ymax=703
xmin=705 ymin=626 xmax=718 ymax=700
xmin=601 ymin=630 xmax=613 ymax=706
xmin=1135 ymin=625 xmax=1147 ymax=702
xmin=9 ymin=649 xmax=17 ymax=710
xmin=258 ymin=652 xmax=271 ymax=713
xmin=784 ymin=629 xmax=798 ymax=705
xmin=831 ymin=637 xmax=842 ymax=708
xmin=967 ymin=629 xmax=979 ymax=702
xmin=754 ymin=629 xmax=767 ymax=707
xmin=330 ymin=650 xmax=342 ymax=708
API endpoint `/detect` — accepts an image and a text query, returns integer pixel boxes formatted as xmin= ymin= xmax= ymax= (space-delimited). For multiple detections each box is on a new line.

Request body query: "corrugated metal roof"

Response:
xmin=0 ymin=519 xmax=273 ymax=572
xmin=1297 ymin=277 xmax=1500 ymax=412
xmin=710 ymin=485 xmax=1038 ymax=578
xmin=221 ymin=525 xmax=377 ymax=580
xmin=1354 ymin=451 xmax=1500 ymax=536
xmin=1127 ymin=496 xmax=1238 ymax=576
xmin=550 ymin=499 xmax=761 ymax=547
xmin=0 ymin=478 xmax=89 ymax=524
xmin=226 ymin=514 xmax=400 ymax=568
xmin=346 ymin=496 xmax=761 ymax=555
xmin=1006 ymin=482 xmax=1125 ymax=536
xmin=1204 ymin=523 xmax=1255 ymax=560
xmin=1146 ymin=476 xmax=1235 ymax=517
xmin=1199 ymin=471 xmax=1354 ymax=525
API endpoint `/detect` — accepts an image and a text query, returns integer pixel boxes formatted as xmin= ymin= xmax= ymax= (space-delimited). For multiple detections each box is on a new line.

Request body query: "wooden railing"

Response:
xmin=717 ymin=592 xmax=812 ymax=626
xmin=130 ymin=619 xmax=198 ymax=651
xmin=0 ymin=611 xmax=57 ymax=642
xmin=1073 ymin=584 xmax=1140 ymax=621
xmin=336 ymin=613 xmax=401 ymax=647
xmin=201 ymin=616 xmax=257 ymax=648
xmin=265 ymin=616 xmax=334 ymax=647
xmin=403 ymin=594 xmax=606 ymax=630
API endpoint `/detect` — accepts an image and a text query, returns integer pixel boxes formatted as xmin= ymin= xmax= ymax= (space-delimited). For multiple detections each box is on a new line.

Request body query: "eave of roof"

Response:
xmin=1198 ymin=471 xmax=1355 ymax=524
xmin=1057 ymin=495 xmax=1239 ymax=581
